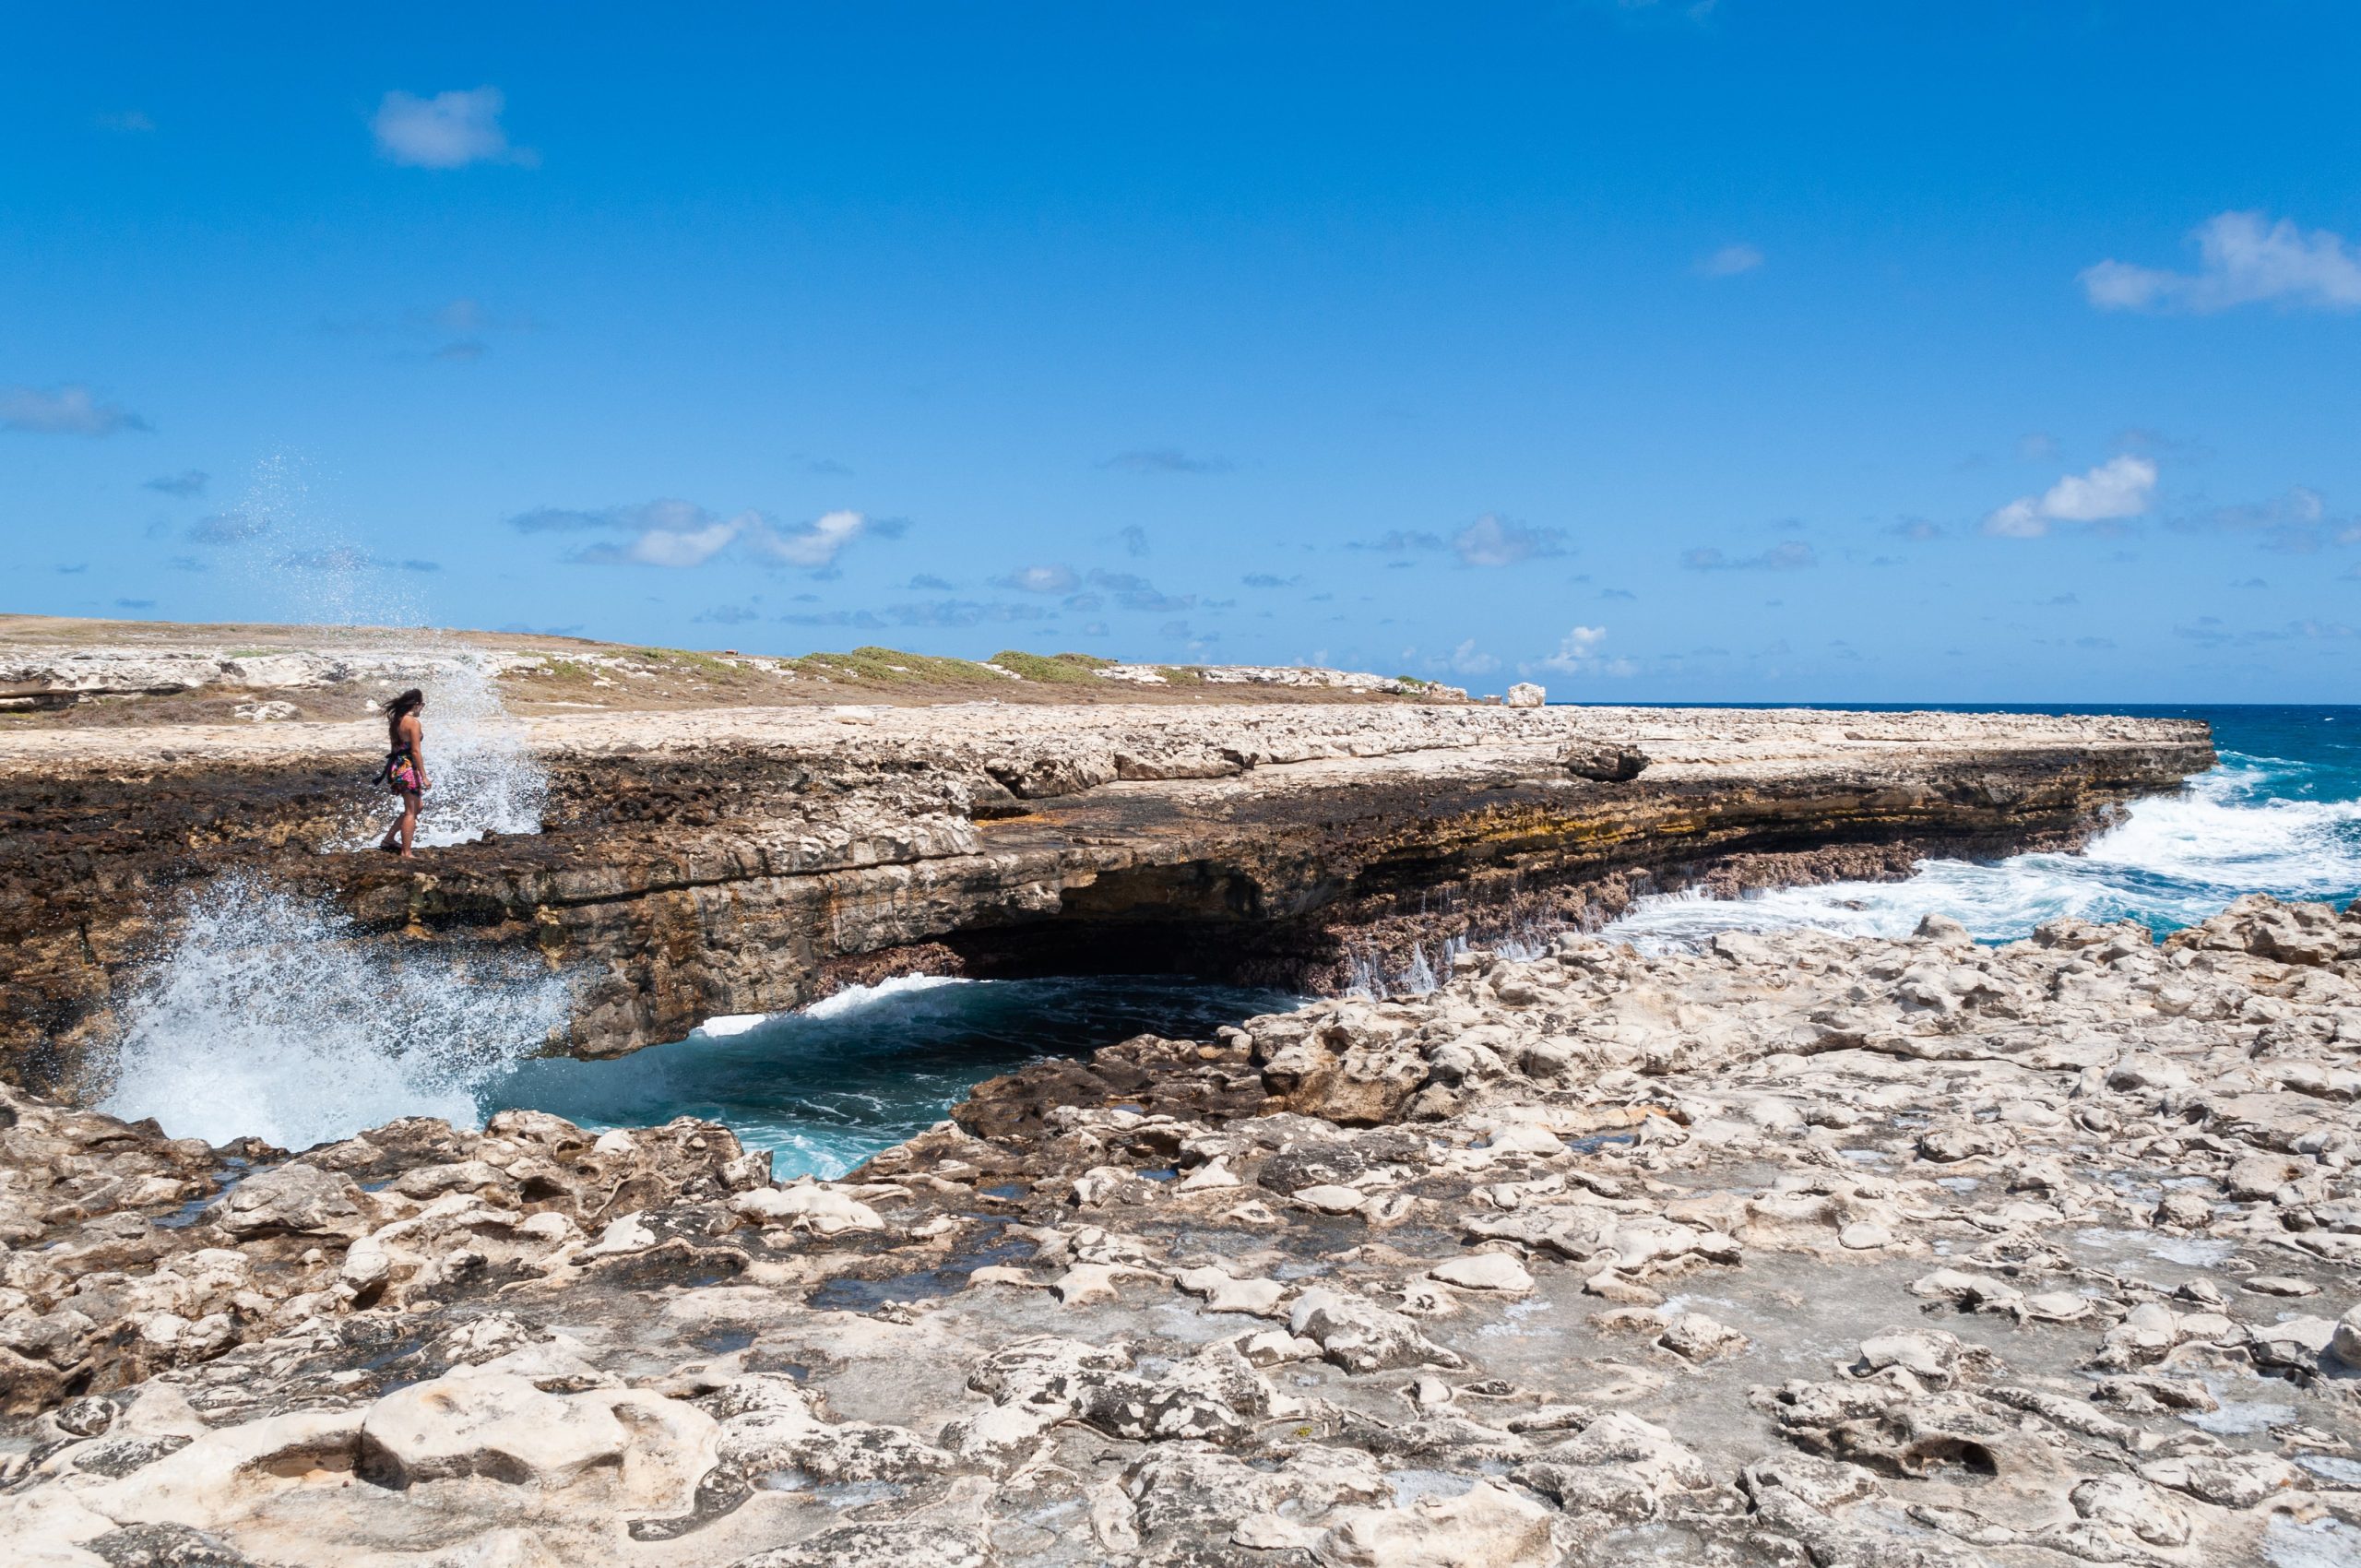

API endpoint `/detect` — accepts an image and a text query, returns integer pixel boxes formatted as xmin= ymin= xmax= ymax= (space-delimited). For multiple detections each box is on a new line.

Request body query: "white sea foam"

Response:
xmin=693 ymin=1013 xmax=773 ymax=1039
xmin=391 ymin=651 xmax=549 ymax=848
xmin=97 ymin=880 xmax=570 ymax=1150
xmin=1607 ymin=762 xmax=2361 ymax=952
xmin=802 ymin=974 xmax=978 ymax=1019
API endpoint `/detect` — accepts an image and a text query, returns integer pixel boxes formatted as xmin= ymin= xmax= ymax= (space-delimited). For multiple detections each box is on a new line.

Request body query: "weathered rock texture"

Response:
xmin=0 ymin=704 xmax=2208 ymax=1090
xmin=6 ymin=895 xmax=2359 ymax=1565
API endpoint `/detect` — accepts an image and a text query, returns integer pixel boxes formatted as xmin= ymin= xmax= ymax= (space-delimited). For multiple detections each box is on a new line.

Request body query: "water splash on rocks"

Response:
xmin=96 ymin=879 xmax=571 ymax=1150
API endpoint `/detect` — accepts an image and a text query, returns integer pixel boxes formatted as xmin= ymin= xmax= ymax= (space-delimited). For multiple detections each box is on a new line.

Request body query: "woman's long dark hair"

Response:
xmin=386 ymin=688 xmax=424 ymax=747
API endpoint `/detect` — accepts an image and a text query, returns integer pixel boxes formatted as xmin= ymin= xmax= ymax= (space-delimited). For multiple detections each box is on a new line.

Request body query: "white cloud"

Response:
xmin=1444 ymin=638 xmax=1500 ymax=675
xmin=1696 ymin=243 xmax=1763 ymax=278
xmin=747 ymin=508 xmax=876 ymax=569
xmin=552 ymin=500 xmax=749 ymax=567
xmin=626 ymin=520 xmax=741 ymax=568
xmin=2081 ymin=211 xmax=2361 ymax=315
xmin=2 ymin=384 xmax=147 ymax=436
xmin=373 ymin=88 xmax=535 ymax=169
xmin=1539 ymin=625 xmax=1607 ymax=670
xmin=1681 ymin=540 xmax=1815 ymax=571
xmin=1984 ymin=456 xmax=2157 ymax=538
xmin=1983 ymin=499 xmax=2046 ymax=539
xmin=1530 ymin=625 xmax=1637 ymax=678
xmin=1453 ymin=514 xmax=1568 ymax=567
xmin=995 ymin=564 xmax=1079 ymax=593
xmin=533 ymin=501 xmax=890 ymax=570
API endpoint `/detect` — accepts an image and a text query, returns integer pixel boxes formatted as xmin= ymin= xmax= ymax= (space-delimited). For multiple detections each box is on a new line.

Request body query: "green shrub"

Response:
xmin=791 ymin=646 xmax=1003 ymax=683
xmin=989 ymin=650 xmax=1114 ymax=683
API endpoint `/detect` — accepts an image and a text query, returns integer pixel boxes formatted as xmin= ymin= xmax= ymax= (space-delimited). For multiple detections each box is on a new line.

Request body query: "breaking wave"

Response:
xmin=1608 ymin=748 xmax=2361 ymax=952
xmin=97 ymin=881 xmax=571 ymax=1150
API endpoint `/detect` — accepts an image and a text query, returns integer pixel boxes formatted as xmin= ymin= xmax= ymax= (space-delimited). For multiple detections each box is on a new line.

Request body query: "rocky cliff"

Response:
xmin=0 ymin=704 xmax=2210 ymax=1093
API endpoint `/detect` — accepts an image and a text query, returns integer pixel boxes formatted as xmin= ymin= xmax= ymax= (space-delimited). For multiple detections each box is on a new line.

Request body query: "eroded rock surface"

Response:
xmin=6 ymin=893 xmax=2360 ymax=1564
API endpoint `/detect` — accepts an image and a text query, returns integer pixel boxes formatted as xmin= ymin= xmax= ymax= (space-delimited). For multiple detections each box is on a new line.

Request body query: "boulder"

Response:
xmin=1289 ymin=1288 xmax=1465 ymax=1372
xmin=1560 ymin=742 xmax=1649 ymax=783
xmin=212 ymin=1164 xmax=366 ymax=1239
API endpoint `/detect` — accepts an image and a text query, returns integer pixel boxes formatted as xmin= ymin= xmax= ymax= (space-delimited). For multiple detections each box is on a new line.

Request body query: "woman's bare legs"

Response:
xmin=381 ymin=792 xmax=422 ymax=857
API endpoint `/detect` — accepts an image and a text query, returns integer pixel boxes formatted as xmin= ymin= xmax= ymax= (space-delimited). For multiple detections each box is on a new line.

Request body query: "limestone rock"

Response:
xmin=213 ymin=1164 xmax=366 ymax=1239
xmin=1428 ymin=1253 xmax=1535 ymax=1293
xmin=1290 ymin=1288 xmax=1465 ymax=1372
xmin=1560 ymin=741 xmax=1648 ymax=782
xmin=1315 ymin=1478 xmax=1558 ymax=1567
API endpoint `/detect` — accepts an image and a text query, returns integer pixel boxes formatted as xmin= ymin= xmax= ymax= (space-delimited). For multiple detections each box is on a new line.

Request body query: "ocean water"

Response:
xmin=1606 ymin=704 xmax=2361 ymax=950
xmin=479 ymin=973 xmax=1297 ymax=1179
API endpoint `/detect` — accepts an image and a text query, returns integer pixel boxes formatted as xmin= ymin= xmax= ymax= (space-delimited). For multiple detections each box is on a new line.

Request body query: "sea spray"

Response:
xmin=1347 ymin=928 xmax=1560 ymax=1000
xmin=1608 ymin=753 xmax=2361 ymax=952
xmin=208 ymin=453 xmax=552 ymax=848
xmin=98 ymin=878 xmax=571 ymax=1150
xmin=372 ymin=650 xmax=548 ymax=848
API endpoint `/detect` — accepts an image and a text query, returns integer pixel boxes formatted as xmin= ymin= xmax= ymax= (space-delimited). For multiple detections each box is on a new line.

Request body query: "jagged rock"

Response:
xmin=730 ymin=1182 xmax=885 ymax=1234
xmin=1290 ymin=1288 xmax=1465 ymax=1372
xmin=2333 ymin=1304 xmax=2361 ymax=1367
xmin=1173 ymin=1265 xmax=1286 ymax=1316
xmin=1656 ymin=1312 xmax=1748 ymax=1362
xmin=1125 ymin=1443 xmax=1388 ymax=1551
xmin=729 ymin=1520 xmax=995 ymax=1568
xmin=2139 ymin=1452 xmax=2306 ymax=1508
xmin=212 ymin=1164 xmax=366 ymax=1239
xmin=1313 ymin=1479 xmax=1558 ymax=1566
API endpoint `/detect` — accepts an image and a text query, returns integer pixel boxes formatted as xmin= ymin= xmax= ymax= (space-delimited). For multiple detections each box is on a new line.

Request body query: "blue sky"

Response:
xmin=5 ymin=2 xmax=2358 ymax=701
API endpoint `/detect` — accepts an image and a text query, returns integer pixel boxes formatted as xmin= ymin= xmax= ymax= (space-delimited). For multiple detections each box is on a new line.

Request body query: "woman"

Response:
xmin=377 ymin=688 xmax=430 ymax=858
